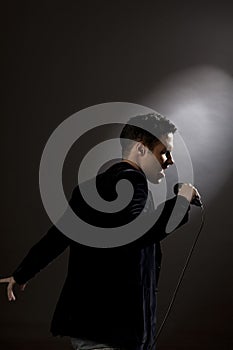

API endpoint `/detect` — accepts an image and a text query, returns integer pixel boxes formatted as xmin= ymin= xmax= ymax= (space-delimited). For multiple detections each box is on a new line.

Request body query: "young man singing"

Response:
xmin=0 ymin=113 xmax=200 ymax=350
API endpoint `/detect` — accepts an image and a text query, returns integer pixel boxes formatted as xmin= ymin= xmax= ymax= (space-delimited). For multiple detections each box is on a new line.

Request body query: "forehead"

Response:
xmin=154 ymin=133 xmax=174 ymax=151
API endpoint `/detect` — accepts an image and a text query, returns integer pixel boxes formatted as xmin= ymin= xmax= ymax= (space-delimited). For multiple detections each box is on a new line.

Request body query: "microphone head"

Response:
xmin=173 ymin=182 xmax=184 ymax=195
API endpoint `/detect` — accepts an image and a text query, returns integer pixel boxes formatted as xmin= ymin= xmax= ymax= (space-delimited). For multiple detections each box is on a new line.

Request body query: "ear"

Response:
xmin=136 ymin=142 xmax=146 ymax=156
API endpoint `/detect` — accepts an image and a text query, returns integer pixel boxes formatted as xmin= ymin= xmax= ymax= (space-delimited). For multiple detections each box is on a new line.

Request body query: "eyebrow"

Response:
xmin=161 ymin=147 xmax=173 ymax=153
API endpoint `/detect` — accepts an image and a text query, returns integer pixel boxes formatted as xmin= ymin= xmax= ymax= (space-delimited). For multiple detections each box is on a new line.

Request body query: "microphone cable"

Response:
xmin=150 ymin=204 xmax=205 ymax=349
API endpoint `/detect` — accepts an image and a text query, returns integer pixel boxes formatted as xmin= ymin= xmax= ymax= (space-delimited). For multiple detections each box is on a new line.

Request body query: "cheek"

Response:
xmin=151 ymin=157 xmax=162 ymax=170
xmin=153 ymin=152 xmax=164 ymax=165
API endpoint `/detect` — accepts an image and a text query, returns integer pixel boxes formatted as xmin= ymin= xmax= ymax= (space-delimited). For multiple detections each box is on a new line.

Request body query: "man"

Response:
xmin=0 ymin=113 xmax=199 ymax=350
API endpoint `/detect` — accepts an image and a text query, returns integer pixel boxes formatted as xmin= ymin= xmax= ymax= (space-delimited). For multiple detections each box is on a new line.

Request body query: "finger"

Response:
xmin=7 ymin=283 xmax=16 ymax=301
xmin=7 ymin=279 xmax=16 ymax=301
xmin=193 ymin=188 xmax=201 ymax=198
xmin=19 ymin=283 xmax=27 ymax=291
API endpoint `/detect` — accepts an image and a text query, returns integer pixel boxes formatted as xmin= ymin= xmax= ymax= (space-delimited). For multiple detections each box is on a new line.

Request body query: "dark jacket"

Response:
xmin=13 ymin=161 xmax=190 ymax=350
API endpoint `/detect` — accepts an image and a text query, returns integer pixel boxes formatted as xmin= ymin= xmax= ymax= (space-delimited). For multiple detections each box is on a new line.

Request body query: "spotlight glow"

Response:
xmin=143 ymin=66 xmax=233 ymax=201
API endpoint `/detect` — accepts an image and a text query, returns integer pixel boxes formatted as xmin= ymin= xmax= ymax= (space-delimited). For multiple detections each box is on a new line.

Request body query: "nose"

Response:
xmin=162 ymin=152 xmax=174 ymax=169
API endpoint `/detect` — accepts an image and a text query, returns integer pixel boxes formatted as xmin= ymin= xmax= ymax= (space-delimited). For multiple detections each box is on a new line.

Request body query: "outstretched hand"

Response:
xmin=0 ymin=276 xmax=27 ymax=301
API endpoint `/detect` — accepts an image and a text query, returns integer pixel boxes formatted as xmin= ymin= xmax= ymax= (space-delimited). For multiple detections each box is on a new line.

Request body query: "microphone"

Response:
xmin=174 ymin=183 xmax=203 ymax=207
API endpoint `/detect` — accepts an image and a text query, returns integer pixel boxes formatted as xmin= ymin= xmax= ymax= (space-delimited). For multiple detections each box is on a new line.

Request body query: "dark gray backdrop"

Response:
xmin=1 ymin=1 xmax=233 ymax=349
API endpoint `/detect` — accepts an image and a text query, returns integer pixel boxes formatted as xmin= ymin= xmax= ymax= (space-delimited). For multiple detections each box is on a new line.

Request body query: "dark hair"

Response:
xmin=120 ymin=112 xmax=177 ymax=156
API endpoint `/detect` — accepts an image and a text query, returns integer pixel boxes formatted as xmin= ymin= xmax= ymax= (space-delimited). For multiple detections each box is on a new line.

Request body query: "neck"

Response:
xmin=121 ymin=158 xmax=141 ymax=171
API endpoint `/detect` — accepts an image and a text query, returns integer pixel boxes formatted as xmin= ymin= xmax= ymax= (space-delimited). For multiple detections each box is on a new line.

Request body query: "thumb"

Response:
xmin=19 ymin=283 xmax=27 ymax=291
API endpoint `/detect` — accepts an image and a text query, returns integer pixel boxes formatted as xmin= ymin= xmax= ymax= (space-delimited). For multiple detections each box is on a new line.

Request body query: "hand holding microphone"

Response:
xmin=174 ymin=183 xmax=203 ymax=207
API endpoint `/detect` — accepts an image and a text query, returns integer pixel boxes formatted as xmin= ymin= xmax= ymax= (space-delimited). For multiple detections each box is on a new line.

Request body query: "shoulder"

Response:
xmin=103 ymin=161 xmax=146 ymax=182
xmin=71 ymin=161 xmax=147 ymax=202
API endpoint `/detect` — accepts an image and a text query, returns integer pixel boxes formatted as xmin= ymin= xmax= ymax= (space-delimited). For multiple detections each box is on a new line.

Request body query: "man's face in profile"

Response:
xmin=140 ymin=133 xmax=174 ymax=184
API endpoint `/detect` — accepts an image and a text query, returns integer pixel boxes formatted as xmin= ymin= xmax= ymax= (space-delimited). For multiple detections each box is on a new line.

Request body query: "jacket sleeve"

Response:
xmin=12 ymin=224 xmax=71 ymax=285
xmin=11 ymin=189 xmax=80 ymax=285
xmin=114 ymin=169 xmax=190 ymax=247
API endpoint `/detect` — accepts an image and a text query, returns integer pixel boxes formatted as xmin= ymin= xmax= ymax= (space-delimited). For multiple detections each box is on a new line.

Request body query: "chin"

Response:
xmin=148 ymin=177 xmax=161 ymax=184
